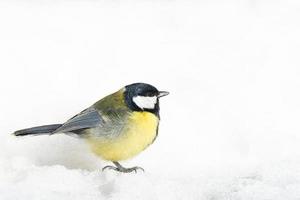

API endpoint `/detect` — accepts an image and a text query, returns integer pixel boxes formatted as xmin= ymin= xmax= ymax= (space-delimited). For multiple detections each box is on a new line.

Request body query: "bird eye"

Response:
xmin=143 ymin=91 xmax=154 ymax=96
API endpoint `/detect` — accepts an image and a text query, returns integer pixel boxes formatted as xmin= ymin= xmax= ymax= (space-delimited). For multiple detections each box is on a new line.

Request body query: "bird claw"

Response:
xmin=129 ymin=166 xmax=145 ymax=173
xmin=102 ymin=165 xmax=118 ymax=172
xmin=102 ymin=165 xmax=144 ymax=173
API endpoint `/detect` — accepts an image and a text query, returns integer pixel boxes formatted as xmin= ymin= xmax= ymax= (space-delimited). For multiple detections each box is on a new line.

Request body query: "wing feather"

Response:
xmin=53 ymin=108 xmax=104 ymax=134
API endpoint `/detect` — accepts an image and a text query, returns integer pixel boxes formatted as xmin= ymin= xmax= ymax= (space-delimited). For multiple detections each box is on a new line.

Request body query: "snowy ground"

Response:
xmin=1 ymin=0 xmax=300 ymax=199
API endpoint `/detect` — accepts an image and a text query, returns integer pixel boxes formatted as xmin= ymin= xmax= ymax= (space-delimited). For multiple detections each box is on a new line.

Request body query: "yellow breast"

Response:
xmin=86 ymin=112 xmax=159 ymax=161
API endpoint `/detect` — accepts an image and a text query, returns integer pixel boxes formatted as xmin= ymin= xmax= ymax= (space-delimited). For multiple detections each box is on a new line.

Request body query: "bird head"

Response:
xmin=124 ymin=83 xmax=169 ymax=115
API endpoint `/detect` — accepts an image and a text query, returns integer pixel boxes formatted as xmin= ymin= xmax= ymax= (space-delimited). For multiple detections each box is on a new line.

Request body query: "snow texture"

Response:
xmin=1 ymin=0 xmax=300 ymax=199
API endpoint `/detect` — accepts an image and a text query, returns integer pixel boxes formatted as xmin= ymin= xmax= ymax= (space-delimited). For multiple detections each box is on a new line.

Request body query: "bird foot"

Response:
xmin=102 ymin=165 xmax=144 ymax=173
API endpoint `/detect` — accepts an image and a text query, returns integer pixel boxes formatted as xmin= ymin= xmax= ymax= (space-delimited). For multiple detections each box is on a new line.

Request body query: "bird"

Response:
xmin=13 ymin=83 xmax=169 ymax=173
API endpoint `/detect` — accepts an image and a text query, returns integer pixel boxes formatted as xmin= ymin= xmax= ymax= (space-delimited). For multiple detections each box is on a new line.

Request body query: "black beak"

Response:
xmin=158 ymin=91 xmax=169 ymax=98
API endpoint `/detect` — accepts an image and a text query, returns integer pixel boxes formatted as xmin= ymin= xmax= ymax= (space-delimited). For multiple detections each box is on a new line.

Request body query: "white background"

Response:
xmin=1 ymin=0 xmax=300 ymax=199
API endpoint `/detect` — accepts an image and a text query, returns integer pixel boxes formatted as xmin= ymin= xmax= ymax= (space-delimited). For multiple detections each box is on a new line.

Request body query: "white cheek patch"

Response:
xmin=133 ymin=96 xmax=157 ymax=109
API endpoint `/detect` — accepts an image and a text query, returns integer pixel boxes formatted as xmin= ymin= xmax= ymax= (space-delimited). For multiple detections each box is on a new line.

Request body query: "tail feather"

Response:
xmin=13 ymin=124 xmax=62 ymax=136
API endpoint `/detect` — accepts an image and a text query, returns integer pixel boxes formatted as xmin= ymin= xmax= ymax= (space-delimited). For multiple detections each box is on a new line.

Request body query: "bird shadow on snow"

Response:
xmin=7 ymin=134 xmax=102 ymax=170
xmin=3 ymin=133 xmax=122 ymax=197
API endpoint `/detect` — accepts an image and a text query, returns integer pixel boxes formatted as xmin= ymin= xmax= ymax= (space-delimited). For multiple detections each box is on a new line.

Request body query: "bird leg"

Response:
xmin=102 ymin=161 xmax=144 ymax=173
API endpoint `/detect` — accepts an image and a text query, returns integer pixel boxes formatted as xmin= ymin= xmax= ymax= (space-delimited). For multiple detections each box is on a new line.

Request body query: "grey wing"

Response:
xmin=53 ymin=108 xmax=104 ymax=134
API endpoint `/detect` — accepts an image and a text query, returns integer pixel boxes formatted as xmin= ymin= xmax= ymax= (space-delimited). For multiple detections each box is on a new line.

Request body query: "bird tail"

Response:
xmin=13 ymin=124 xmax=62 ymax=136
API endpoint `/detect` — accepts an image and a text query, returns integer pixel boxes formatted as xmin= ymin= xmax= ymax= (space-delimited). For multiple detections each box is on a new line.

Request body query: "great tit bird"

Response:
xmin=13 ymin=83 xmax=169 ymax=173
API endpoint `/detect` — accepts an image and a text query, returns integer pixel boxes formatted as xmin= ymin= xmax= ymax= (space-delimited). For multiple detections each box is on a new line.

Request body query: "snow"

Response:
xmin=1 ymin=0 xmax=300 ymax=199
